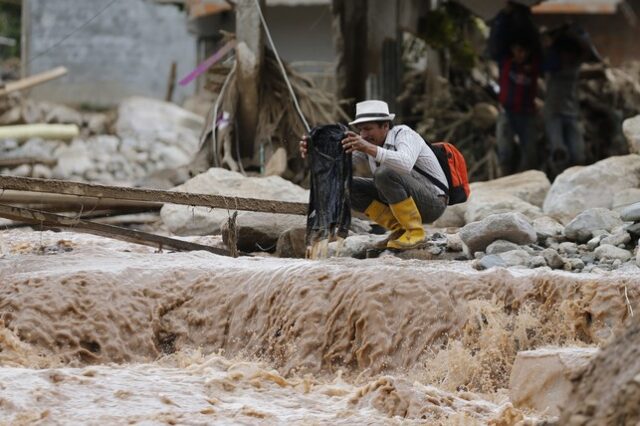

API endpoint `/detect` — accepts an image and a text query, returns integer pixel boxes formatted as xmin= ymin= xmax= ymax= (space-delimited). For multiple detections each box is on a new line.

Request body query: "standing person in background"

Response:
xmin=489 ymin=1 xmax=541 ymax=176
xmin=542 ymin=24 xmax=599 ymax=174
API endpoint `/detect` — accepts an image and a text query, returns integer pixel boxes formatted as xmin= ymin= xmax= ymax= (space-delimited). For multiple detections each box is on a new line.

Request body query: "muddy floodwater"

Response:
xmin=1 ymin=229 xmax=639 ymax=425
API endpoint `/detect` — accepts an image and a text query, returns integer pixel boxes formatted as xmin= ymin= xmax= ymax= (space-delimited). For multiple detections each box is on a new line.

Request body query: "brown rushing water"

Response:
xmin=1 ymin=229 xmax=638 ymax=425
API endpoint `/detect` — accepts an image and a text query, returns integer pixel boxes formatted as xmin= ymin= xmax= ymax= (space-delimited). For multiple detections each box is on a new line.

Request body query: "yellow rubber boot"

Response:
xmin=364 ymin=200 xmax=404 ymax=249
xmin=387 ymin=197 xmax=426 ymax=250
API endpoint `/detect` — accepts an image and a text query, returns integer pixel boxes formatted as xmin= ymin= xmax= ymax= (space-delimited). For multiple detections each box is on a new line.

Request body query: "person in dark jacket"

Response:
xmin=489 ymin=2 xmax=541 ymax=176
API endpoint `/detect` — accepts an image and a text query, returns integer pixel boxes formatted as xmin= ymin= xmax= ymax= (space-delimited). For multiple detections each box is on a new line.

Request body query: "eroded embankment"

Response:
xmin=1 ymin=233 xmax=639 ymax=393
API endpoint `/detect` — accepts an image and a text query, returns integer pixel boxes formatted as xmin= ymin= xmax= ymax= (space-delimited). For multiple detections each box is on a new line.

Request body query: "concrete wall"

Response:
xmin=24 ymin=0 xmax=197 ymax=106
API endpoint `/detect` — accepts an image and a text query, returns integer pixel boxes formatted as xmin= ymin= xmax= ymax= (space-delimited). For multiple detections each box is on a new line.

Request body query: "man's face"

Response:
xmin=511 ymin=45 xmax=530 ymax=64
xmin=356 ymin=122 xmax=389 ymax=146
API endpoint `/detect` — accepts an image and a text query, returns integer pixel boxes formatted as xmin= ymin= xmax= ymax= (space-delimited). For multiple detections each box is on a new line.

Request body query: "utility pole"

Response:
xmin=235 ymin=0 xmax=265 ymax=160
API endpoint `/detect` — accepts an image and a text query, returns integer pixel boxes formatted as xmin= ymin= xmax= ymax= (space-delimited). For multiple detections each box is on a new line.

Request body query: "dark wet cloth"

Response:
xmin=306 ymin=124 xmax=352 ymax=245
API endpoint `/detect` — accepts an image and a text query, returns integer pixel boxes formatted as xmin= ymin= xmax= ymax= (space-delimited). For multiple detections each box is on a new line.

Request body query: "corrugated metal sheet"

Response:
xmin=532 ymin=0 xmax=623 ymax=14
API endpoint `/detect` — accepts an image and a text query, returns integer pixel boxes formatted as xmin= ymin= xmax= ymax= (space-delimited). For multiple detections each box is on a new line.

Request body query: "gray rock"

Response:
xmin=594 ymin=244 xmax=632 ymax=262
xmin=564 ymin=258 xmax=585 ymax=271
xmin=613 ymin=189 xmax=640 ymax=214
xmin=476 ymin=254 xmax=506 ymax=270
xmin=558 ymin=242 xmax=578 ymax=256
xmin=446 ymin=233 xmax=463 ymax=252
xmin=433 ymin=204 xmax=466 ymax=228
xmin=542 ymin=248 xmax=564 ymax=269
xmin=620 ymin=202 xmax=640 ymax=222
xmin=10 ymin=164 xmax=31 ymax=177
xmin=529 ymin=255 xmax=547 ymax=268
xmin=350 ymin=217 xmax=372 ymax=235
xmin=532 ymin=216 xmax=564 ymax=241
xmin=600 ymin=231 xmax=631 ymax=247
xmin=623 ymin=114 xmax=640 ymax=154
xmin=275 ymin=227 xmax=307 ymax=258
xmin=486 ymin=240 xmax=522 ymax=255
xmin=543 ymin=155 xmax=640 ymax=224
xmin=637 ymin=245 xmax=640 ymax=267
xmin=459 ymin=212 xmax=537 ymax=255
xmin=161 ymin=168 xmax=308 ymax=236
xmin=628 ymin=223 xmax=640 ymax=237
xmin=500 ymin=249 xmax=531 ymax=267
xmin=612 ymin=259 xmax=622 ymax=268
xmin=581 ymin=252 xmax=596 ymax=265
xmin=564 ymin=208 xmax=623 ymax=243
xmin=31 ymin=164 xmax=52 ymax=179
xmin=326 ymin=235 xmax=379 ymax=258
xmin=221 ymin=213 xmax=305 ymax=253
xmin=464 ymin=194 xmax=543 ymax=224
xmin=44 ymin=103 xmax=83 ymax=126
xmin=586 ymin=235 xmax=603 ymax=251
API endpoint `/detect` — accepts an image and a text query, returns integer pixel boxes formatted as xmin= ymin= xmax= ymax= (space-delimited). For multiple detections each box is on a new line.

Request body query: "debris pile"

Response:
xmin=398 ymin=59 xmax=640 ymax=181
xmin=0 ymin=95 xmax=203 ymax=186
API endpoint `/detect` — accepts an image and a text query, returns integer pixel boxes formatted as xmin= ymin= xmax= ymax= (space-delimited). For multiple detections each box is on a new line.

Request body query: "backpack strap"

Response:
xmin=390 ymin=128 xmax=449 ymax=195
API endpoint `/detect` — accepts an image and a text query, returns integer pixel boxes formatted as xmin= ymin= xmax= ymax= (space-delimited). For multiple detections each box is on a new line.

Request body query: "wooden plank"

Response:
xmin=0 ymin=66 xmax=68 ymax=97
xmin=0 ymin=176 xmax=308 ymax=215
xmin=0 ymin=190 xmax=162 ymax=209
xmin=0 ymin=157 xmax=57 ymax=168
xmin=0 ymin=203 xmax=233 ymax=256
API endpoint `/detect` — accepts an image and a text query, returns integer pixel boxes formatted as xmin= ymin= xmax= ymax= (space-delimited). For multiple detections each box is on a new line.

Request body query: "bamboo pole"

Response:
xmin=0 ymin=124 xmax=79 ymax=141
xmin=0 ymin=190 xmax=162 ymax=209
xmin=0 ymin=66 xmax=68 ymax=97
xmin=0 ymin=203 xmax=232 ymax=256
xmin=0 ymin=176 xmax=308 ymax=215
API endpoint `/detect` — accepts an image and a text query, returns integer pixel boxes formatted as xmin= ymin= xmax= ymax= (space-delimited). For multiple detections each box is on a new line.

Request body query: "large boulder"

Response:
xmin=510 ymin=347 xmax=598 ymax=417
xmin=115 ymin=97 xmax=204 ymax=167
xmin=464 ymin=193 xmax=543 ymax=223
xmin=434 ymin=170 xmax=551 ymax=228
xmin=160 ymin=168 xmax=308 ymax=236
xmin=543 ymin=155 xmax=640 ymax=224
xmin=459 ymin=212 xmax=537 ymax=255
xmin=470 ymin=170 xmax=551 ymax=207
xmin=623 ymin=114 xmax=640 ymax=154
xmin=559 ymin=324 xmax=640 ymax=425
xmin=563 ymin=208 xmax=623 ymax=243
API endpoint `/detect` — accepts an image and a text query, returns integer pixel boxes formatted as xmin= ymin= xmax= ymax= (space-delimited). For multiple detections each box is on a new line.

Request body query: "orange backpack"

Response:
xmin=415 ymin=141 xmax=471 ymax=205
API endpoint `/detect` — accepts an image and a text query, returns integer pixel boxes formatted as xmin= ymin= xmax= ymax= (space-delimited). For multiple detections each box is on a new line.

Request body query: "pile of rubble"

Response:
xmin=398 ymin=59 xmax=640 ymax=181
xmin=0 ymin=95 xmax=204 ymax=186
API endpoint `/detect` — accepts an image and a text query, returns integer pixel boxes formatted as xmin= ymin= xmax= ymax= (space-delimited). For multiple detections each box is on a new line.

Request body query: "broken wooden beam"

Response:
xmin=0 ymin=176 xmax=308 ymax=215
xmin=0 ymin=203 xmax=232 ymax=256
xmin=0 ymin=66 xmax=68 ymax=97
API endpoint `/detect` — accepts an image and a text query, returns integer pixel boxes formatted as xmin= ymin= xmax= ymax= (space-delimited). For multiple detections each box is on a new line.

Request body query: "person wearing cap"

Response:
xmin=300 ymin=100 xmax=448 ymax=250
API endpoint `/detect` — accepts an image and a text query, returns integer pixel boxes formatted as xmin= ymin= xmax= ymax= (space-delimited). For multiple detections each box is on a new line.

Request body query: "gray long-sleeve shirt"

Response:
xmin=353 ymin=125 xmax=448 ymax=195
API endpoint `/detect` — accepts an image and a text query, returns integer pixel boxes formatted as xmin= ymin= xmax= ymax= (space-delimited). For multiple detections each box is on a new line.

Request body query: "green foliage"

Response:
xmin=418 ymin=2 xmax=479 ymax=71
xmin=0 ymin=3 xmax=21 ymax=59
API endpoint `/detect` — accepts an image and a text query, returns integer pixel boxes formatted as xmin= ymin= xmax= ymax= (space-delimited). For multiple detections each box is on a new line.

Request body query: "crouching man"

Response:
xmin=300 ymin=100 xmax=448 ymax=250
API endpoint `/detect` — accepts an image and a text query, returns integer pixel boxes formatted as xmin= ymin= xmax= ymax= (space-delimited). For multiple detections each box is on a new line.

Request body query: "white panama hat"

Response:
xmin=349 ymin=100 xmax=396 ymax=126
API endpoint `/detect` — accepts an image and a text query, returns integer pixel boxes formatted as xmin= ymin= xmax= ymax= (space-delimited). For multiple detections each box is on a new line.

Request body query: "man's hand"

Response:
xmin=299 ymin=135 xmax=309 ymax=159
xmin=341 ymin=131 xmax=377 ymax=156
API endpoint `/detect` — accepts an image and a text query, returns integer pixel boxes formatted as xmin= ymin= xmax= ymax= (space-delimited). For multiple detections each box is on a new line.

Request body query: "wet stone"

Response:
xmin=564 ymin=208 xmax=623 ymax=243
xmin=620 ymin=202 xmax=640 ymax=222
xmin=542 ymin=248 xmax=564 ymax=270
xmin=485 ymin=240 xmax=522 ymax=255
xmin=594 ymin=244 xmax=632 ymax=262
